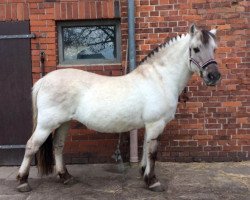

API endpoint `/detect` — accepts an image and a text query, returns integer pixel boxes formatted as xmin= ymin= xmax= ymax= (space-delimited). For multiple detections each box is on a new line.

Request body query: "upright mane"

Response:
xmin=139 ymin=33 xmax=188 ymax=65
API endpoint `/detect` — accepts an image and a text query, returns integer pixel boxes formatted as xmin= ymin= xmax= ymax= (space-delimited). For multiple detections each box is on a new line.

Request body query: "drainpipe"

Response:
xmin=128 ymin=0 xmax=138 ymax=164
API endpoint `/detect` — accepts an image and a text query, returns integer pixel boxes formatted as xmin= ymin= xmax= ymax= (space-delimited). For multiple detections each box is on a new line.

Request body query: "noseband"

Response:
xmin=189 ymin=48 xmax=217 ymax=76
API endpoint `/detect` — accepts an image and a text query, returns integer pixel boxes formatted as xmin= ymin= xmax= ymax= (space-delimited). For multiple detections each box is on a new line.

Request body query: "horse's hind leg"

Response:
xmin=53 ymin=122 xmax=73 ymax=184
xmin=143 ymin=120 xmax=165 ymax=192
xmin=17 ymin=126 xmax=52 ymax=192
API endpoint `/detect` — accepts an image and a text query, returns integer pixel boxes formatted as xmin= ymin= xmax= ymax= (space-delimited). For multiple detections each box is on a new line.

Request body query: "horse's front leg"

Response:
xmin=143 ymin=120 xmax=165 ymax=192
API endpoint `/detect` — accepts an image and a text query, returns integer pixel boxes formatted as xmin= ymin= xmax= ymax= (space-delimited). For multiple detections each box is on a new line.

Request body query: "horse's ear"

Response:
xmin=210 ymin=28 xmax=217 ymax=35
xmin=189 ymin=24 xmax=198 ymax=36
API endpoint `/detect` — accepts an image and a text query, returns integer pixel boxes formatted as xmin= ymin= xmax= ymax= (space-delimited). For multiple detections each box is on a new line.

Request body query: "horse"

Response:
xmin=17 ymin=24 xmax=221 ymax=192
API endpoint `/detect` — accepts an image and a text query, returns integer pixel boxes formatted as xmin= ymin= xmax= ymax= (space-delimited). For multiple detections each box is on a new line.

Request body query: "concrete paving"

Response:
xmin=0 ymin=162 xmax=250 ymax=200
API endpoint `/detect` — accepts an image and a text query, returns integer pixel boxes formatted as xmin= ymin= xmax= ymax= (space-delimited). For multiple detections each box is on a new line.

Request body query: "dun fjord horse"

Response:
xmin=17 ymin=25 xmax=221 ymax=192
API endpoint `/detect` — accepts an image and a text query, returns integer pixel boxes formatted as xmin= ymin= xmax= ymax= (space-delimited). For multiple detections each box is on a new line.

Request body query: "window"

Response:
xmin=57 ymin=20 xmax=121 ymax=65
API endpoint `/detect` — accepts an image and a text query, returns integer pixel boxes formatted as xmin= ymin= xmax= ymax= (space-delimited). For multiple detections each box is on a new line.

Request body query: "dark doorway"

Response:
xmin=0 ymin=21 xmax=33 ymax=165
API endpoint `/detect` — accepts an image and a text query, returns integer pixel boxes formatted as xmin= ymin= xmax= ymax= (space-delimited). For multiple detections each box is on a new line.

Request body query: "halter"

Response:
xmin=189 ymin=48 xmax=217 ymax=77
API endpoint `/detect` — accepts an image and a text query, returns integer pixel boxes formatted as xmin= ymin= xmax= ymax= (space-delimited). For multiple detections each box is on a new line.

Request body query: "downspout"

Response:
xmin=128 ymin=0 xmax=138 ymax=164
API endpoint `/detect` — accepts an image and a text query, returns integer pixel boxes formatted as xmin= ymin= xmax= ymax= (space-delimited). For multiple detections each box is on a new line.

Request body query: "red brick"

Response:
xmin=90 ymin=1 xmax=96 ymax=19
xmin=60 ymin=2 xmax=67 ymax=19
xmin=11 ymin=3 xmax=17 ymax=19
xmin=193 ymin=135 xmax=213 ymax=140
xmin=222 ymin=101 xmax=242 ymax=107
xmin=6 ymin=4 xmax=11 ymax=20
xmin=17 ymin=3 xmax=24 ymax=20
xmin=66 ymin=2 xmax=72 ymax=19
xmin=72 ymin=2 xmax=78 ymax=19
xmin=159 ymin=0 xmax=170 ymax=4
xmin=95 ymin=1 xmax=101 ymax=18
xmin=138 ymin=5 xmax=155 ymax=12
xmin=101 ymin=1 xmax=108 ymax=18
xmin=107 ymin=1 xmax=114 ymax=18
xmin=0 ymin=4 xmax=5 ymax=20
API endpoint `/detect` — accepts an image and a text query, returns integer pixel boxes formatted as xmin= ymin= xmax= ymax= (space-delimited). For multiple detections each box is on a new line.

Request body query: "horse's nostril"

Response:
xmin=208 ymin=73 xmax=215 ymax=80
xmin=208 ymin=72 xmax=221 ymax=81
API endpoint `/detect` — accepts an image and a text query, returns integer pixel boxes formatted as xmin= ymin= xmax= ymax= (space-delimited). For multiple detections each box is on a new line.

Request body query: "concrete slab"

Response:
xmin=0 ymin=167 xmax=17 ymax=179
xmin=0 ymin=162 xmax=250 ymax=200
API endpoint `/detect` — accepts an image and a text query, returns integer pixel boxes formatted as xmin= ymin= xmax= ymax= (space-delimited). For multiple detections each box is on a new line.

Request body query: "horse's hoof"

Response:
xmin=17 ymin=183 xmax=32 ymax=193
xmin=59 ymin=169 xmax=75 ymax=185
xmin=148 ymin=182 xmax=165 ymax=192
xmin=63 ymin=176 xmax=75 ymax=185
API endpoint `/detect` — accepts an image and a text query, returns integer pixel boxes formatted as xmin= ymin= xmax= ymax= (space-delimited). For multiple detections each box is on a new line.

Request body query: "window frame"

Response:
xmin=57 ymin=19 xmax=121 ymax=66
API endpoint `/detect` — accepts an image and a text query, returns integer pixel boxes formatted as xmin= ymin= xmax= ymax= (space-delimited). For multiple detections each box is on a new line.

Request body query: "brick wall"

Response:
xmin=0 ymin=0 xmax=249 ymax=163
xmin=133 ymin=0 xmax=249 ymax=162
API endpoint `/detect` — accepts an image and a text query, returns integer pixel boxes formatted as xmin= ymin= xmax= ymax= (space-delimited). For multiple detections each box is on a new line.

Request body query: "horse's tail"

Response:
xmin=32 ymin=78 xmax=54 ymax=176
xmin=36 ymin=134 xmax=54 ymax=175
xmin=32 ymin=78 xmax=43 ymax=132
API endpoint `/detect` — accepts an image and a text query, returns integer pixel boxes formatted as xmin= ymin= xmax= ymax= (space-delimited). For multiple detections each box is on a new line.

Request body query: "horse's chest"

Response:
xmin=142 ymin=89 xmax=178 ymax=123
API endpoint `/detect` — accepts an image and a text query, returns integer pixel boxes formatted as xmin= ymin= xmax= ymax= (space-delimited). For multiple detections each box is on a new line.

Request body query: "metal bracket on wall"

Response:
xmin=0 ymin=33 xmax=36 ymax=40
xmin=0 ymin=145 xmax=26 ymax=149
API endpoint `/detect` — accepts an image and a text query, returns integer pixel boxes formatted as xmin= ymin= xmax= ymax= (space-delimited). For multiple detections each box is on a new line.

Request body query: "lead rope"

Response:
xmin=111 ymin=132 xmax=124 ymax=171
xmin=111 ymin=39 xmax=128 ymax=166
xmin=111 ymin=40 xmax=128 ymax=189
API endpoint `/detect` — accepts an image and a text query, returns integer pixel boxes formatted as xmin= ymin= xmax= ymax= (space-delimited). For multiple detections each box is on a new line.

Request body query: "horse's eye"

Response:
xmin=193 ymin=47 xmax=200 ymax=53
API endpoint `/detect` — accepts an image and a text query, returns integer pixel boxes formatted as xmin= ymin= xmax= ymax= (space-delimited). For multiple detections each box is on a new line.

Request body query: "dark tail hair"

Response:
xmin=36 ymin=134 xmax=54 ymax=176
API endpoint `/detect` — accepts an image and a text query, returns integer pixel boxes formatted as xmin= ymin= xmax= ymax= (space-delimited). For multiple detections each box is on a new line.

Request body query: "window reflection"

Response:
xmin=63 ymin=26 xmax=116 ymax=61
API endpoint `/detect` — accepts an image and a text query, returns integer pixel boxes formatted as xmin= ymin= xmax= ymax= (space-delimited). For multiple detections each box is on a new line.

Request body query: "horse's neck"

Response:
xmin=160 ymin=37 xmax=192 ymax=95
xmin=137 ymin=35 xmax=193 ymax=97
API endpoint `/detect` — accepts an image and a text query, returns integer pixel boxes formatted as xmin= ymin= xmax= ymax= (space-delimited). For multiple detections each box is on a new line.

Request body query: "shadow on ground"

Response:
xmin=0 ymin=162 xmax=250 ymax=200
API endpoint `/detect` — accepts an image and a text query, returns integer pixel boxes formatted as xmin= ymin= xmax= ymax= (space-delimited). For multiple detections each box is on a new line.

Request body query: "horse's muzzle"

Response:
xmin=203 ymin=64 xmax=221 ymax=86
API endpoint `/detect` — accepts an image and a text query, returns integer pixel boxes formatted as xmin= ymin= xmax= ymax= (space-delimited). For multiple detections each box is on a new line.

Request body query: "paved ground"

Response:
xmin=0 ymin=161 xmax=250 ymax=200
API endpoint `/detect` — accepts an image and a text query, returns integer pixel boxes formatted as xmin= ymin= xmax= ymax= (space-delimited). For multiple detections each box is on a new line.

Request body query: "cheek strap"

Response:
xmin=189 ymin=48 xmax=217 ymax=76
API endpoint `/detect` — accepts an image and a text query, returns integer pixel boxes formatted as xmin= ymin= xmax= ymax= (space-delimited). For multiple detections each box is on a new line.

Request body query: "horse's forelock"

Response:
xmin=201 ymin=30 xmax=216 ymax=45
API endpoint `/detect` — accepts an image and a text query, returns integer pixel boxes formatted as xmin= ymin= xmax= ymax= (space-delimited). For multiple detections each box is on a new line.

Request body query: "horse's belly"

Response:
xmin=87 ymin=119 xmax=143 ymax=133
xmin=78 ymin=112 xmax=143 ymax=133
xmin=73 ymin=81 xmax=146 ymax=132
xmin=75 ymin=102 xmax=144 ymax=133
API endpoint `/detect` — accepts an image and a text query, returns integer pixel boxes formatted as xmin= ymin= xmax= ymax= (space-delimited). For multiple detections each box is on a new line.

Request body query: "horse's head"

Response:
xmin=188 ymin=24 xmax=221 ymax=86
